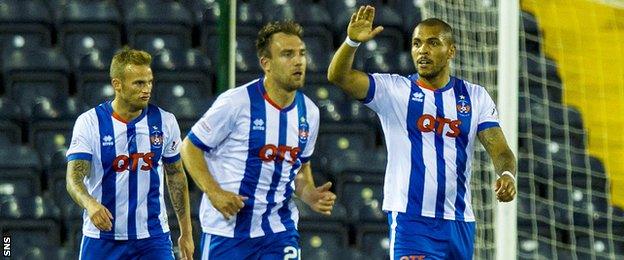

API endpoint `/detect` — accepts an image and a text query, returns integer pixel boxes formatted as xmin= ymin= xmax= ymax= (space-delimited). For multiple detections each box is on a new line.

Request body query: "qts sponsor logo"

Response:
xmin=258 ymin=144 xmax=300 ymax=164
xmin=417 ymin=114 xmax=461 ymax=137
xmin=112 ymin=152 xmax=155 ymax=172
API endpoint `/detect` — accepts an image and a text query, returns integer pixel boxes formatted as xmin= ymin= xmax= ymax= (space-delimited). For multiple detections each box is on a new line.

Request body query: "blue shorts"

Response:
xmin=79 ymin=233 xmax=174 ymax=260
xmin=388 ymin=212 xmax=476 ymax=260
xmin=199 ymin=230 xmax=300 ymax=260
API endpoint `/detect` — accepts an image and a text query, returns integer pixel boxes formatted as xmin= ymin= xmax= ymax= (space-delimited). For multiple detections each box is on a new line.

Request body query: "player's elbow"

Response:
xmin=326 ymin=68 xmax=343 ymax=86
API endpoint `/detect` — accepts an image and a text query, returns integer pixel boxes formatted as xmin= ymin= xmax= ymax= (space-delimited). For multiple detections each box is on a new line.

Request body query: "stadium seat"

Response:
xmin=394 ymin=0 xmax=423 ymax=37
xmin=576 ymin=235 xmax=617 ymax=260
xmin=356 ymin=224 xmax=389 ymax=260
xmin=1 ymin=48 xmax=70 ymax=118
xmin=78 ymin=80 xmax=115 ymax=108
xmin=364 ymin=51 xmax=402 ymax=74
xmin=235 ymin=35 xmax=262 ymax=73
xmin=317 ymin=123 xmax=376 ymax=155
xmin=303 ymin=36 xmax=332 ymax=74
xmin=338 ymin=174 xmax=385 ymax=222
xmin=519 ymin=76 xmax=563 ymax=104
xmin=124 ymin=0 xmax=194 ymax=53
xmin=30 ymin=97 xmax=81 ymax=168
xmin=523 ymin=137 xmax=586 ymax=183
xmin=521 ymin=11 xmax=542 ymax=55
xmin=324 ymin=0 xmax=376 ymax=39
xmin=0 ymin=144 xmax=42 ymax=197
xmin=524 ymin=53 xmax=561 ymax=84
xmin=299 ymin=222 xmax=349 ymax=260
xmin=0 ymin=0 xmax=53 ymax=48
xmin=58 ymin=0 xmax=121 ymax=68
xmin=0 ymin=97 xmax=23 ymax=143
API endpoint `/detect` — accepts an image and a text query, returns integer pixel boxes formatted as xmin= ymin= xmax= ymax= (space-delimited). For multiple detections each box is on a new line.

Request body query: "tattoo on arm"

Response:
xmin=66 ymin=159 xmax=93 ymax=208
xmin=165 ymin=161 xmax=190 ymax=218
xmin=478 ymin=127 xmax=516 ymax=176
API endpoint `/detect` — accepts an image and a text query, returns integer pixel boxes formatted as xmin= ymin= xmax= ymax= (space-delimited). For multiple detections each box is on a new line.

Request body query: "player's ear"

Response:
xmin=259 ymin=56 xmax=270 ymax=72
xmin=448 ymin=44 xmax=456 ymax=59
xmin=111 ymin=78 xmax=122 ymax=92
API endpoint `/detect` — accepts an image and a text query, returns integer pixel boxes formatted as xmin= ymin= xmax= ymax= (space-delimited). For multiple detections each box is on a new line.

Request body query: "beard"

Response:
xmin=417 ymin=64 xmax=445 ymax=80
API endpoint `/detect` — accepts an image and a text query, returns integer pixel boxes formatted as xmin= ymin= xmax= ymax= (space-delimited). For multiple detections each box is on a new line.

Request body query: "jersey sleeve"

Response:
xmin=187 ymin=92 xmax=238 ymax=153
xmin=66 ymin=113 xmax=94 ymax=161
xmin=162 ymin=112 xmax=182 ymax=164
xmin=476 ymin=87 xmax=501 ymax=132
xmin=298 ymin=104 xmax=319 ymax=164
xmin=361 ymin=73 xmax=403 ymax=114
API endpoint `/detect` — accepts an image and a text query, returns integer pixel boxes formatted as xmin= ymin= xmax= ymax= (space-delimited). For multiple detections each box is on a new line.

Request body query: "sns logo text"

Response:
xmin=113 ymin=152 xmax=155 ymax=172
xmin=417 ymin=114 xmax=461 ymax=137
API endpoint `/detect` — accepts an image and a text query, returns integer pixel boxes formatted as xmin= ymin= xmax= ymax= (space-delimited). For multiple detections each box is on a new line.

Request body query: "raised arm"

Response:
xmin=163 ymin=160 xmax=194 ymax=259
xmin=180 ymin=137 xmax=246 ymax=220
xmin=66 ymin=159 xmax=113 ymax=231
xmin=478 ymin=127 xmax=517 ymax=202
xmin=327 ymin=5 xmax=384 ymax=100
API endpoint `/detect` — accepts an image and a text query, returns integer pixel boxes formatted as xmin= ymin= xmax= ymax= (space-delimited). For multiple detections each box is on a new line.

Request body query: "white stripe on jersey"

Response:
xmin=67 ymin=102 xmax=180 ymax=239
xmin=189 ymin=78 xmax=320 ymax=238
xmin=365 ymin=73 xmax=500 ymax=222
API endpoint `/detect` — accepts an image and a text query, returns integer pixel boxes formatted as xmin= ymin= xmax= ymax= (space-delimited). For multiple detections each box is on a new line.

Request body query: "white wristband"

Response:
xmin=500 ymin=171 xmax=516 ymax=182
xmin=345 ymin=36 xmax=361 ymax=48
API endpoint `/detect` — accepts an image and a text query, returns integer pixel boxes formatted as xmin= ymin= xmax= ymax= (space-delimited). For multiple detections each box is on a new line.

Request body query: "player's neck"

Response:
xmin=111 ymin=98 xmax=142 ymax=123
xmin=263 ymin=77 xmax=296 ymax=109
xmin=418 ymin=69 xmax=451 ymax=90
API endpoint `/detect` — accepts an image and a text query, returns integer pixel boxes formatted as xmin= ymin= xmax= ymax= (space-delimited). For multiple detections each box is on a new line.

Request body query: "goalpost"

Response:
xmin=420 ymin=0 xmax=518 ymax=258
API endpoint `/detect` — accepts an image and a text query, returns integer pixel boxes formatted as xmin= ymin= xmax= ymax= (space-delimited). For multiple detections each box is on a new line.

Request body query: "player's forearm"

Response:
xmin=327 ymin=43 xmax=359 ymax=85
xmin=294 ymin=163 xmax=316 ymax=204
xmin=180 ymin=138 xmax=224 ymax=198
xmin=66 ymin=159 xmax=97 ymax=210
xmin=164 ymin=161 xmax=193 ymax=234
xmin=492 ymin=149 xmax=517 ymax=177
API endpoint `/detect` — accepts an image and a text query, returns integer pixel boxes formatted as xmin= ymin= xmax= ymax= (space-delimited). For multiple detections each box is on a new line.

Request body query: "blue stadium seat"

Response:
xmin=356 ymin=224 xmax=389 ymax=260
xmin=0 ymin=0 xmax=53 ymax=48
xmin=78 ymin=80 xmax=115 ymax=108
xmin=317 ymin=123 xmax=375 ymax=155
xmin=364 ymin=51 xmax=402 ymax=74
xmin=235 ymin=35 xmax=262 ymax=73
xmin=58 ymin=0 xmax=121 ymax=68
xmin=524 ymin=53 xmax=561 ymax=84
xmin=125 ymin=0 xmax=194 ymax=53
xmin=338 ymin=174 xmax=385 ymax=222
xmin=519 ymin=76 xmax=563 ymax=104
xmin=303 ymin=36 xmax=331 ymax=74
xmin=299 ymin=222 xmax=349 ymax=260
xmin=522 ymin=137 xmax=586 ymax=183
xmin=1 ymin=48 xmax=70 ymax=117
xmin=576 ymin=235 xmax=617 ymax=260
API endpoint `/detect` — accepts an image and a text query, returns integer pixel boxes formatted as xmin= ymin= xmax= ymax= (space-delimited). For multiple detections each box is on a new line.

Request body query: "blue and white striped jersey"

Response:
xmin=187 ymin=78 xmax=319 ymax=238
xmin=364 ymin=73 xmax=500 ymax=222
xmin=66 ymin=101 xmax=181 ymax=239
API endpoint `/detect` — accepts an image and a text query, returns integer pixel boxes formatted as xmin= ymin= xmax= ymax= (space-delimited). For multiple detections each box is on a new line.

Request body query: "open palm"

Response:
xmin=347 ymin=5 xmax=384 ymax=42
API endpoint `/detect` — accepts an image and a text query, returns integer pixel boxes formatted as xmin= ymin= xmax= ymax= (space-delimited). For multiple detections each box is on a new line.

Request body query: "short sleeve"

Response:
xmin=66 ymin=113 xmax=94 ymax=161
xmin=187 ymin=91 xmax=239 ymax=153
xmin=162 ymin=112 xmax=182 ymax=164
xmin=298 ymin=105 xmax=319 ymax=163
xmin=362 ymin=73 xmax=404 ymax=114
xmin=476 ymin=87 xmax=500 ymax=132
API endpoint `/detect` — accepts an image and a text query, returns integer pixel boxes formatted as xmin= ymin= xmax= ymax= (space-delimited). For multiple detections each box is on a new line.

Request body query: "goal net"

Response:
xmin=420 ymin=0 xmax=500 ymax=259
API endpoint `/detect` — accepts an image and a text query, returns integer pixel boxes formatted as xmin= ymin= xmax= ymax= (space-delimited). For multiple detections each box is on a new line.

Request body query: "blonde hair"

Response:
xmin=109 ymin=48 xmax=152 ymax=79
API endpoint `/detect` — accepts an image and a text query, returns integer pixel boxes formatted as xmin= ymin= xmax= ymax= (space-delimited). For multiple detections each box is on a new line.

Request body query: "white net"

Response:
xmin=420 ymin=0 xmax=500 ymax=259
xmin=517 ymin=1 xmax=624 ymax=259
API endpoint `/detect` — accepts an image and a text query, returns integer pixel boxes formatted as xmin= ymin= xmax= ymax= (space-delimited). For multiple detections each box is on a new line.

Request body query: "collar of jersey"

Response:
xmin=257 ymin=77 xmax=298 ymax=112
xmin=106 ymin=101 xmax=148 ymax=125
xmin=409 ymin=74 xmax=455 ymax=92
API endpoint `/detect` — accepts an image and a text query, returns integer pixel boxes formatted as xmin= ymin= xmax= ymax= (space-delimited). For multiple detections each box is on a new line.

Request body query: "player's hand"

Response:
xmin=207 ymin=189 xmax=247 ymax=220
xmin=347 ymin=5 xmax=384 ymax=43
xmin=302 ymin=182 xmax=337 ymax=215
xmin=177 ymin=233 xmax=194 ymax=260
xmin=85 ymin=200 xmax=114 ymax=231
xmin=495 ymin=175 xmax=516 ymax=202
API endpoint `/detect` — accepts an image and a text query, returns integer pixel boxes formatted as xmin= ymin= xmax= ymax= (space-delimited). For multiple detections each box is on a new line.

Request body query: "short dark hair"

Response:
xmin=416 ymin=18 xmax=455 ymax=44
xmin=256 ymin=20 xmax=303 ymax=58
